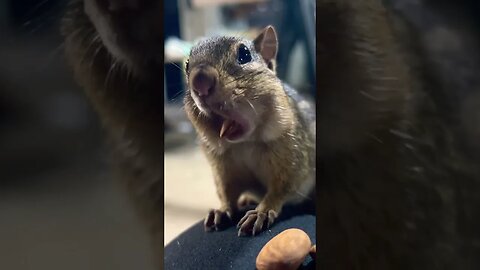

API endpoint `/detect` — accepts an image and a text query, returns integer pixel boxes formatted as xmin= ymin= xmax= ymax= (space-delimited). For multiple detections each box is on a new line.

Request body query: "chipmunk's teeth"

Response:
xmin=220 ymin=119 xmax=234 ymax=138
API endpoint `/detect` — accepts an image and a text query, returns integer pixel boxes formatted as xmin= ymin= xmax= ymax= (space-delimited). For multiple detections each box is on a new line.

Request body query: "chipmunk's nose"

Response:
xmin=190 ymin=65 xmax=217 ymax=97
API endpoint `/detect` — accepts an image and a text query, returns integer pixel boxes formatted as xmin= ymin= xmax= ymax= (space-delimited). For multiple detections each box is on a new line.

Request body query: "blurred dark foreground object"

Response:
xmin=164 ymin=205 xmax=315 ymax=270
xmin=388 ymin=0 xmax=480 ymax=158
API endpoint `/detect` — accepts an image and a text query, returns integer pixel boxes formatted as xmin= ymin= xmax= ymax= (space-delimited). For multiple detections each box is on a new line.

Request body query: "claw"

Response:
xmin=237 ymin=210 xmax=256 ymax=228
xmin=252 ymin=212 xmax=267 ymax=236
xmin=204 ymin=208 xmax=232 ymax=232
xmin=204 ymin=209 xmax=215 ymax=232
xmin=238 ymin=214 xmax=257 ymax=236
xmin=237 ymin=209 xmax=278 ymax=236
xmin=267 ymin=210 xmax=277 ymax=228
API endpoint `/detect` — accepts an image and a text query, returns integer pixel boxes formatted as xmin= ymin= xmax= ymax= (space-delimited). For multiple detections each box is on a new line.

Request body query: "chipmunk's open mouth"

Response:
xmin=217 ymin=113 xmax=251 ymax=142
xmin=192 ymin=96 xmax=255 ymax=143
xmin=220 ymin=119 xmax=244 ymax=140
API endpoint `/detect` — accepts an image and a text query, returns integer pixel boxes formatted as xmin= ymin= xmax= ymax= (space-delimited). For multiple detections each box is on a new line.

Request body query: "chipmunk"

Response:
xmin=183 ymin=26 xmax=316 ymax=236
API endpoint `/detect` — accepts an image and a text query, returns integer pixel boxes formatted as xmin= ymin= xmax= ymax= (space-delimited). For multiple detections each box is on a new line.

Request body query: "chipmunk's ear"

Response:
xmin=253 ymin=25 xmax=278 ymax=71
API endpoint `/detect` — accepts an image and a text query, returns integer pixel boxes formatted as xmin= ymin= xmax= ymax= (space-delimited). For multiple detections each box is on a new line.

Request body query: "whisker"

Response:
xmin=84 ymin=34 xmax=101 ymax=54
xmin=246 ymin=99 xmax=258 ymax=116
xmin=88 ymin=45 xmax=104 ymax=75
xmin=365 ymin=132 xmax=384 ymax=144
xmin=295 ymin=190 xmax=311 ymax=200
xmin=80 ymin=34 xmax=101 ymax=65
xmin=104 ymin=60 xmax=118 ymax=91
xmin=120 ymin=61 xmax=132 ymax=88
xmin=68 ymin=27 xmax=87 ymax=44
xmin=167 ymin=62 xmax=185 ymax=72
xmin=168 ymin=90 xmax=186 ymax=103
xmin=359 ymin=90 xmax=386 ymax=102
xmin=172 ymin=104 xmax=187 ymax=114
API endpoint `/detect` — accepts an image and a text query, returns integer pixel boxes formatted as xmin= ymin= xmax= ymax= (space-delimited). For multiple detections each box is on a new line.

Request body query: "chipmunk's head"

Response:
xmin=184 ymin=26 xmax=294 ymax=144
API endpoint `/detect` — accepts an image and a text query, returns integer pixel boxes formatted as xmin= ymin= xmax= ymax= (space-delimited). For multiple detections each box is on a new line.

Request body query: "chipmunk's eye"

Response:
xmin=185 ymin=59 xmax=190 ymax=72
xmin=237 ymin=44 xmax=252 ymax=65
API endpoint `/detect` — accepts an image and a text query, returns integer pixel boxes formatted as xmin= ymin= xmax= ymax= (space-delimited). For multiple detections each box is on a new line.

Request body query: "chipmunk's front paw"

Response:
xmin=237 ymin=209 xmax=278 ymax=236
xmin=204 ymin=208 xmax=233 ymax=232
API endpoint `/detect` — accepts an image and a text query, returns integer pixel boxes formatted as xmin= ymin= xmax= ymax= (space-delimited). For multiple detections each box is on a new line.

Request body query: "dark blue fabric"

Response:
xmin=165 ymin=208 xmax=316 ymax=270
